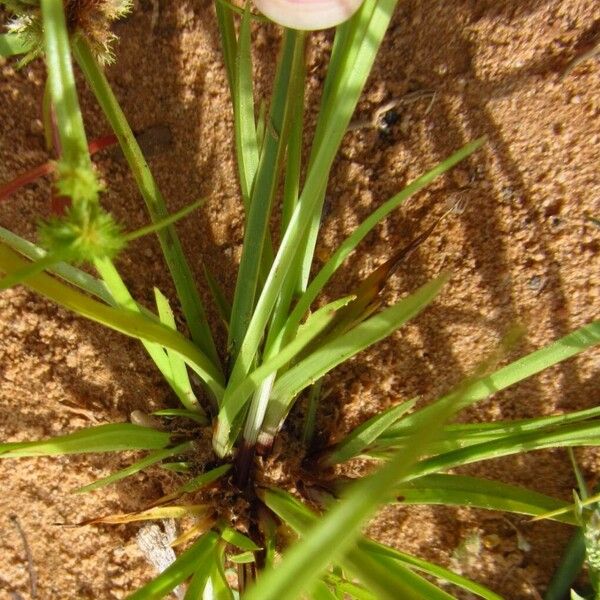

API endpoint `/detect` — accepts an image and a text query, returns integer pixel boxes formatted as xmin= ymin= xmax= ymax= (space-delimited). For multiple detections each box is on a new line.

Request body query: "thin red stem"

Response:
xmin=0 ymin=162 xmax=55 ymax=203
xmin=0 ymin=134 xmax=119 ymax=205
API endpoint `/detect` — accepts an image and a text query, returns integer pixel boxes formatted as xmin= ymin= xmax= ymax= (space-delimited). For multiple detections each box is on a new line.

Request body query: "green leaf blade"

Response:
xmin=71 ymin=35 xmax=222 ymax=371
xmin=154 ymin=287 xmax=203 ymax=413
xmin=394 ymin=320 xmax=600 ymax=434
xmin=323 ymin=398 xmax=417 ymax=465
xmin=127 ymin=532 xmax=219 ymax=600
xmin=73 ymin=441 xmax=193 ymax=494
xmin=261 ymin=273 xmax=450 ymax=438
xmin=0 ymin=423 xmax=171 ymax=458
xmin=391 ymin=473 xmax=575 ymax=523
xmin=0 ymin=32 xmax=33 ymax=57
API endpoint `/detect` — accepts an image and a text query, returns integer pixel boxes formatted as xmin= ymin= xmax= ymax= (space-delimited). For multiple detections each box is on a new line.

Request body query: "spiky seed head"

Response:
xmin=39 ymin=201 xmax=125 ymax=263
xmin=3 ymin=0 xmax=134 ymax=65
xmin=54 ymin=160 xmax=103 ymax=204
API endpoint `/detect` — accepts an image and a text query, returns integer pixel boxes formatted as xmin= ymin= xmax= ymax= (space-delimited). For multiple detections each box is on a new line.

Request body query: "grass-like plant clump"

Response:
xmin=0 ymin=1 xmax=599 ymax=598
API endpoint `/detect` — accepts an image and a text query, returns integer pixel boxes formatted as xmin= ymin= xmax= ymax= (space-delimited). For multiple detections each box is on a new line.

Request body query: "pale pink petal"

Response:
xmin=254 ymin=0 xmax=364 ymax=30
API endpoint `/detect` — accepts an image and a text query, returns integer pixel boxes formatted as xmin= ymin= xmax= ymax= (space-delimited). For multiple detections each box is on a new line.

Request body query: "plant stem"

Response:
xmin=234 ymin=374 xmax=275 ymax=487
xmin=71 ymin=34 xmax=222 ymax=373
xmin=225 ymin=0 xmax=398 ymax=391
xmin=228 ymin=29 xmax=304 ymax=365
xmin=40 ymin=0 xmax=90 ymax=169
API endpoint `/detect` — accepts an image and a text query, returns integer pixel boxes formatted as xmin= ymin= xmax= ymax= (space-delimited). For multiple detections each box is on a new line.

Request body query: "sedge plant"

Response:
xmin=0 ymin=1 xmax=599 ymax=598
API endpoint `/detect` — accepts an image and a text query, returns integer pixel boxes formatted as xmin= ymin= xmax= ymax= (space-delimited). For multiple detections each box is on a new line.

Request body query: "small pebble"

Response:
xmin=528 ymin=275 xmax=544 ymax=291
xmin=29 ymin=118 xmax=43 ymax=136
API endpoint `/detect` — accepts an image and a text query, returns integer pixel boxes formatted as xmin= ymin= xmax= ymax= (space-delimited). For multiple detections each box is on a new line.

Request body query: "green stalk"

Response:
xmin=40 ymin=0 xmax=90 ymax=169
xmin=295 ymin=0 xmax=378 ymax=292
xmin=71 ymin=35 xmax=221 ymax=371
xmin=280 ymin=35 xmax=306 ymax=237
xmin=260 ymin=31 xmax=307 ymax=349
xmin=214 ymin=0 xmax=237 ymax=94
xmin=232 ymin=31 xmax=306 ymax=454
xmin=232 ymin=3 xmax=259 ymax=207
xmin=228 ymin=29 xmax=305 ymax=365
xmin=226 ymin=0 xmax=398 ymax=390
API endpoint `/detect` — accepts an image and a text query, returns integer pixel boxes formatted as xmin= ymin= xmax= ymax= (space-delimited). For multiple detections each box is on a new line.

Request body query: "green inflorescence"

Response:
xmin=39 ymin=200 xmax=124 ymax=263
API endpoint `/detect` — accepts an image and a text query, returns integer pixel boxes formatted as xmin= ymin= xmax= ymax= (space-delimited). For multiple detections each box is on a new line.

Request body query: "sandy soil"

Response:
xmin=0 ymin=0 xmax=599 ymax=598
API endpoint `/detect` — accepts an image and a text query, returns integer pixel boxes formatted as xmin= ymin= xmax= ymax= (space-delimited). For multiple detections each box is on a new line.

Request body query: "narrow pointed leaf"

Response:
xmin=355 ymin=539 xmax=501 ymax=600
xmin=0 ymin=242 xmax=225 ymax=401
xmin=221 ymin=527 xmax=261 ymax=551
xmin=394 ymin=320 xmax=600 ymax=434
xmin=263 ymin=488 xmax=499 ymax=600
xmin=85 ymin=504 xmax=208 ymax=526
xmin=127 ymin=532 xmax=219 ymax=600
xmin=387 ymin=473 xmax=576 ymax=524
xmin=232 ymin=3 xmax=259 ymax=204
xmin=378 ymin=404 xmax=600 ymax=455
xmin=343 ymin=546 xmax=455 ymax=600
xmin=171 ymin=515 xmax=216 ymax=547
xmin=93 ymin=257 xmax=176 ymax=402
xmin=153 ymin=464 xmax=232 ymax=506
xmin=228 ymin=29 xmax=303 ymax=365
xmin=0 ymin=225 xmax=113 ymax=303
xmin=226 ymin=0 xmax=401 ymax=390
xmin=532 ymin=490 xmax=600 ymax=523
xmin=124 ymin=199 xmax=204 ymax=242
xmin=154 ymin=287 xmax=202 ymax=413
xmin=261 ymin=274 xmax=449 ymax=438
xmin=214 ymin=0 xmax=237 ymax=92
xmin=73 ymin=441 xmax=193 ymax=494
xmin=72 ymin=36 xmax=221 ymax=369
xmin=323 ymin=398 xmax=416 ymax=465
xmin=409 ymin=420 xmax=600 ymax=480
xmin=153 ymin=408 xmax=208 ymax=425
xmin=214 ymin=296 xmax=355 ymax=455
xmin=229 ymin=551 xmax=255 ymax=564
xmin=0 ymin=424 xmax=171 ymax=457
xmin=280 ymin=138 xmax=485 ymax=345
xmin=0 ymin=251 xmax=65 ymax=291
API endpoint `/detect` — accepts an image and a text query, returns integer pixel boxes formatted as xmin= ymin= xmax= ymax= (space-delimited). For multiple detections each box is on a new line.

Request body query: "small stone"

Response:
xmin=500 ymin=186 xmax=515 ymax=202
xmin=30 ymin=118 xmax=44 ymax=136
xmin=452 ymin=168 xmax=470 ymax=188
xmin=483 ymin=534 xmax=501 ymax=549
xmin=528 ymin=275 xmax=544 ymax=291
